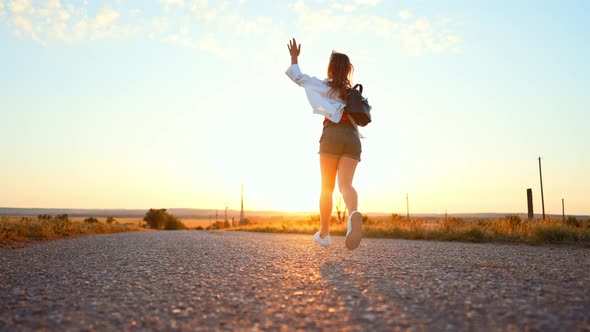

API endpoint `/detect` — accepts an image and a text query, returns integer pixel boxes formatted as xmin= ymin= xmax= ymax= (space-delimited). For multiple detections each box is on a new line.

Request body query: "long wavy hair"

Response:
xmin=327 ymin=51 xmax=353 ymax=102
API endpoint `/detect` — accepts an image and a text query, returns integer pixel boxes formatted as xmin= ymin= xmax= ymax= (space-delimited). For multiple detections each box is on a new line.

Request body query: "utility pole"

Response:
xmin=538 ymin=157 xmax=546 ymax=220
xmin=562 ymin=198 xmax=565 ymax=222
xmin=240 ymin=181 xmax=245 ymax=226
xmin=406 ymin=193 xmax=410 ymax=221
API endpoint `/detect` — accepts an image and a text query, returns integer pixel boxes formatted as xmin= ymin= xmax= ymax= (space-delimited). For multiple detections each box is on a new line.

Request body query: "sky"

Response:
xmin=1 ymin=0 xmax=589 ymax=215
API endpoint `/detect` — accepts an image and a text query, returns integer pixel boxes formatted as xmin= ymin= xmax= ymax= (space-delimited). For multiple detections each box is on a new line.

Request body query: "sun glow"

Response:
xmin=1 ymin=2 xmax=588 ymax=215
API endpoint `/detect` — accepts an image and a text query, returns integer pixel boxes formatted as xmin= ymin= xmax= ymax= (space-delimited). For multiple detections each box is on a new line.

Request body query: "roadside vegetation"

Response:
xmin=0 ymin=214 xmax=141 ymax=244
xmin=0 ymin=208 xmax=189 ymax=244
xmin=143 ymin=209 xmax=187 ymax=230
xmin=231 ymin=214 xmax=590 ymax=246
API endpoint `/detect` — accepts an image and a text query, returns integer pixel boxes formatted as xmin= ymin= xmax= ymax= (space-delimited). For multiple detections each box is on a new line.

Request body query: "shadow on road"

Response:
xmin=319 ymin=259 xmax=387 ymax=327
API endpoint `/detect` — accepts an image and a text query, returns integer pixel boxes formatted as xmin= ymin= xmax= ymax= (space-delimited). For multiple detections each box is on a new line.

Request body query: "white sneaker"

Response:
xmin=314 ymin=231 xmax=332 ymax=247
xmin=345 ymin=211 xmax=362 ymax=250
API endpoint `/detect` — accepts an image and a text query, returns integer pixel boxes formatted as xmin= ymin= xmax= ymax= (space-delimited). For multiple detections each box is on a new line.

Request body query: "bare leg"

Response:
xmin=338 ymin=157 xmax=362 ymax=250
xmin=319 ymin=155 xmax=338 ymax=237
xmin=337 ymin=157 xmax=359 ymax=213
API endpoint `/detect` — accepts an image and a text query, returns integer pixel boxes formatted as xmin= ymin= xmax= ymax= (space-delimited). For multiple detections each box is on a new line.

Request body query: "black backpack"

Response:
xmin=345 ymin=84 xmax=372 ymax=127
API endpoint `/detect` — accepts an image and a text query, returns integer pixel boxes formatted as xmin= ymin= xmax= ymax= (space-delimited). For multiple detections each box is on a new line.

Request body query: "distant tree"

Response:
xmin=143 ymin=209 xmax=186 ymax=230
xmin=106 ymin=216 xmax=115 ymax=224
xmin=38 ymin=214 xmax=53 ymax=221
xmin=144 ymin=209 xmax=168 ymax=229
xmin=84 ymin=217 xmax=99 ymax=223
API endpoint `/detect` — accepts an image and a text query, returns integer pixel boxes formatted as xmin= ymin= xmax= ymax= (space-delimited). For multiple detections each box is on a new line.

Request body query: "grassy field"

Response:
xmin=0 ymin=214 xmax=225 ymax=244
xmin=0 ymin=216 xmax=143 ymax=244
xmin=230 ymin=214 xmax=590 ymax=246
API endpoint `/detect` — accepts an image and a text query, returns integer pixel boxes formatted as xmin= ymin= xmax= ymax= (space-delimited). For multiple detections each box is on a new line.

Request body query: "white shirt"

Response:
xmin=285 ymin=64 xmax=346 ymax=123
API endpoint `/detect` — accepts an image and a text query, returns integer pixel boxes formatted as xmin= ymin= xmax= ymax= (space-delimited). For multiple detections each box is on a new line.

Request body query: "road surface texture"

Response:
xmin=1 ymin=231 xmax=589 ymax=331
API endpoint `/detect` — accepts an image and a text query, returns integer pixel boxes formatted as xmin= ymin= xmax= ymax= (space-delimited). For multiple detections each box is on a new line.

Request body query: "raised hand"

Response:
xmin=287 ymin=38 xmax=301 ymax=61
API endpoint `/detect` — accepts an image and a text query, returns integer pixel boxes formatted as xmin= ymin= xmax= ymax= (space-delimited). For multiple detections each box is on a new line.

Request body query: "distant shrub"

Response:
xmin=195 ymin=226 xmax=204 ymax=230
xmin=164 ymin=215 xmax=186 ymax=230
xmin=143 ymin=209 xmax=186 ymax=230
xmin=106 ymin=216 xmax=115 ymax=224
xmin=84 ymin=217 xmax=99 ymax=224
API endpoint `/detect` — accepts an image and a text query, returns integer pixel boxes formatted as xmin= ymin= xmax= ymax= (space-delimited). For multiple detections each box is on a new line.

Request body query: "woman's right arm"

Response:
xmin=285 ymin=37 xmax=323 ymax=87
xmin=287 ymin=38 xmax=300 ymax=65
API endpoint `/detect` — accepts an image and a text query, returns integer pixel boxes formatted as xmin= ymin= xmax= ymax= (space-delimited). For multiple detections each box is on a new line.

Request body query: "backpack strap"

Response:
xmin=352 ymin=84 xmax=363 ymax=95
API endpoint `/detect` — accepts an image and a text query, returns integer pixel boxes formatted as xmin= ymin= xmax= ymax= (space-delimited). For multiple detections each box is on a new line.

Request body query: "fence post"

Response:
xmin=527 ymin=188 xmax=534 ymax=220
xmin=562 ymin=198 xmax=565 ymax=222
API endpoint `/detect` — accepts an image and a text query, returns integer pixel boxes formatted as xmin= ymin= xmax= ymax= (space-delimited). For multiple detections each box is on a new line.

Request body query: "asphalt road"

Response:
xmin=1 ymin=231 xmax=589 ymax=331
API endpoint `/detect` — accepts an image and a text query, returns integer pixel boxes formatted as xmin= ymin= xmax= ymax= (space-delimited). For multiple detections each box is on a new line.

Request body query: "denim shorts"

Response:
xmin=319 ymin=120 xmax=362 ymax=161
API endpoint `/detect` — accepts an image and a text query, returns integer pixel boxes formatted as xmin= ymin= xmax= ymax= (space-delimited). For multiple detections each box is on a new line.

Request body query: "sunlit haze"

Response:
xmin=1 ymin=0 xmax=588 ymax=215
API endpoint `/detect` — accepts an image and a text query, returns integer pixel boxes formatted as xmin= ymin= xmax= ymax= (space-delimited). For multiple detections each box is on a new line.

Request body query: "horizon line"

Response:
xmin=1 ymin=207 xmax=589 ymax=218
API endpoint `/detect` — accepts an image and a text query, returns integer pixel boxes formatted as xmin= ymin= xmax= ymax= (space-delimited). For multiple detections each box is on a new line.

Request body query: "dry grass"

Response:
xmin=0 ymin=216 xmax=142 ymax=244
xmin=231 ymin=214 xmax=590 ymax=246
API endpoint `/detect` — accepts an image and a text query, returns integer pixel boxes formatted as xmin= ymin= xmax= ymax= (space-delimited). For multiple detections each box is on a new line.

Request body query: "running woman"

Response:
xmin=285 ymin=38 xmax=363 ymax=250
